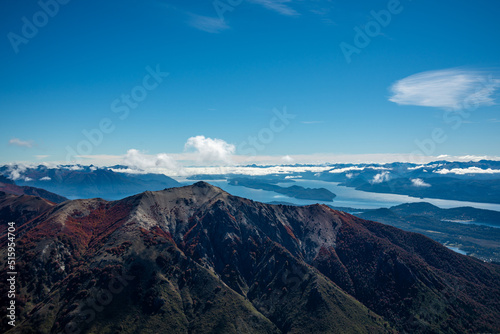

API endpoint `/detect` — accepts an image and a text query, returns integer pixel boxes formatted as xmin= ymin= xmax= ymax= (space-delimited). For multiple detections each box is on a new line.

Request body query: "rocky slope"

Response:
xmin=0 ymin=175 xmax=68 ymax=204
xmin=0 ymin=192 xmax=56 ymax=235
xmin=1 ymin=182 xmax=500 ymax=333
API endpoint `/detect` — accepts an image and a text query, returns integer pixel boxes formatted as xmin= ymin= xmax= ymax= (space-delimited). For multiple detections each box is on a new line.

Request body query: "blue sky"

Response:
xmin=1 ymin=0 xmax=499 ymax=166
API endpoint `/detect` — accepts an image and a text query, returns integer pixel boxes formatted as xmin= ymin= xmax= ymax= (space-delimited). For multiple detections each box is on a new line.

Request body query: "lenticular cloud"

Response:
xmin=389 ymin=68 xmax=500 ymax=109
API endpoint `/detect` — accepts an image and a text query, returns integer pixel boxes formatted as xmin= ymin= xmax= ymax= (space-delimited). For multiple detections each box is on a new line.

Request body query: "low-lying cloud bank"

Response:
xmin=3 ymin=133 xmax=500 ymax=179
xmin=435 ymin=167 xmax=500 ymax=175
xmin=124 ymin=149 xmax=181 ymax=172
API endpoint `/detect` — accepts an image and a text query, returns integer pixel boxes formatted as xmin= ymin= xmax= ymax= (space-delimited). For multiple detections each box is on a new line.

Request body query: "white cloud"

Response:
xmin=9 ymin=138 xmax=34 ymax=148
xmin=30 ymin=152 xmax=499 ymax=168
xmin=370 ymin=171 xmax=390 ymax=184
xmin=407 ymin=165 xmax=426 ymax=170
xmin=9 ymin=152 xmax=500 ymax=173
xmin=184 ymin=136 xmax=235 ymax=164
xmin=35 ymin=155 xmax=50 ymax=159
xmin=40 ymin=176 xmax=51 ymax=181
xmin=9 ymin=170 xmax=23 ymax=180
xmin=329 ymin=166 xmax=389 ymax=174
xmin=24 ymin=177 xmax=33 ymax=182
xmin=282 ymin=155 xmax=294 ymax=163
xmin=456 ymin=155 xmax=490 ymax=162
xmin=182 ymin=165 xmax=333 ymax=176
xmin=73 ymin=155 xmax=123 ymax=165
xmin=329 ymin=166 xmax=364 ymax=174
xmin=249 ymin=0 xmax=299 ymax=16
xmin=389 ymin=69 xmax=500 ymax=109
xmin=123 ymin=149 xmax=181 ymax=173
xmin=435 ymin=167 xmax=500 ymax=175
xmin=4 ymin=164 xmax=27 ymax=180
xmin=411 ymin=178 xmax=431 ymax=187
xmin=188 ymin=14 xmax=229 ymax=33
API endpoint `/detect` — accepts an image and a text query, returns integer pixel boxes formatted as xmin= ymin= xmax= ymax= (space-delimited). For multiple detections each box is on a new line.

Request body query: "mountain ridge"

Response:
xmin=0 ymin=175 xmax=68 ymax=204
xmin=1 ymin=182 xmax=499 ymax=333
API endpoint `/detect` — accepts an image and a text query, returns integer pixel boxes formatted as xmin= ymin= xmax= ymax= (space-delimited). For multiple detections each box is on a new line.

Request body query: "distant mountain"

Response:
xmin=0 ymin=175 xmax=68 ymax=204
xmin=1 ymin=165 xmax=181 ymax=200
xmin=348 ymin=177 xmax=500 ymax=204
xmin=308 ymin=160 xmax=500 ymax=204
xmin=0 ymin=175 xmax=14 ymax=185
xmin=189 ymin=160 xmax=500 ymax=204
xmin=389 ymin=202 xmax=500 ymax=225
xmin=355 ymin=202 xmax=500 ymax=262
xmin=1 ymin=183 xmax=500 ymax=333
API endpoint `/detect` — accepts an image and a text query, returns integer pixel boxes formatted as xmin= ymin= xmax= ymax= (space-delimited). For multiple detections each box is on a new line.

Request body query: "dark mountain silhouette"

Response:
xmin=387 ymin=202 xmax=500 ymax=225
xmin=1 ymin=182 xmax=499 ymax=333
xmin=0 ymin=175 xmax=68 ymax=204
xmin=1 ymin=165 xmax=181 ymax=200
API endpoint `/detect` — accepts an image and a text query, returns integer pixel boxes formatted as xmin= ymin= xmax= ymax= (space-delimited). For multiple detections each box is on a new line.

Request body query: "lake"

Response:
xmin=445 ymin=246 xmax=468 ymax=255
xmin=181 ymin=178 xmax=500 ymax=212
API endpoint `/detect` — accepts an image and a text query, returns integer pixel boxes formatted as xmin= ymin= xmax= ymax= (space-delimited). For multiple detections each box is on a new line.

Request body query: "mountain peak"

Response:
xmin=188 ymin=180 xmax=224 ymax=193
xmin=192 ymin=180 xmax=214 ymax=188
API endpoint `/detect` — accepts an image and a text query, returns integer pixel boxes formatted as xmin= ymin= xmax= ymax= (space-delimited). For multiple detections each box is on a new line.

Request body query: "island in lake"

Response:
xmin=228 ymin=177 xmax=336 ymax=201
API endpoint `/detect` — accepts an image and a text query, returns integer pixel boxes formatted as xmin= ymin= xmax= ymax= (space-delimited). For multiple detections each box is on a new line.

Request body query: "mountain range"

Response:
xmin=1 ymin=182 xmax=500 ymax=333
xmin=3 ymin=160 xmax=500 ymax=204
xmin=0 ymin=165 xmax=180 ymax=200
xmin=315 ymin=160 xmax=500 ymax=204
xmin=184 ymin=160 xmax=500 ymax=204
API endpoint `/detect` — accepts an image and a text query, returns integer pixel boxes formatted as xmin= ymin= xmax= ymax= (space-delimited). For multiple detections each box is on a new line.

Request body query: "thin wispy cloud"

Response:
xmin=249 ymin=0 xmax=300 ymax=16
xmin=186 ymin=0 xmax=299 ymax=34
xmin=389 ymin=68 xmax=500 ymax=110
xmin=9 ymin=138 xmax=34 ymax=148
xmin=301 ymin=121 xmax=324 ymax=124
xmin=188 ymin=14 xmax=229 ymax=33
